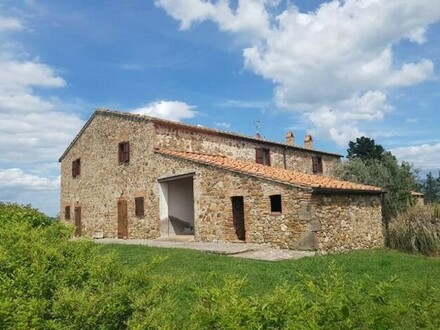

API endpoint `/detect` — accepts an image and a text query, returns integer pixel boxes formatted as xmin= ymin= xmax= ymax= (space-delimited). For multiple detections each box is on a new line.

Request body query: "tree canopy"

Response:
xmin=335 ymin=137 xmax=419 ymax=224
xmin=347 ymin=136 xmax=385 ymax=161
xmin=422 ymin=171 xmax=440 ymax=203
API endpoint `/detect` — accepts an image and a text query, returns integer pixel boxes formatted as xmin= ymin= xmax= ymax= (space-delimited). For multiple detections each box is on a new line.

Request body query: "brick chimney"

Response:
xmin=304 ymin=134 xmax=313 ymax=149
xmin=256 ymin=132 xmax=261 ymax=140
xmin=285 ymin=131 xmax=295 ymax=146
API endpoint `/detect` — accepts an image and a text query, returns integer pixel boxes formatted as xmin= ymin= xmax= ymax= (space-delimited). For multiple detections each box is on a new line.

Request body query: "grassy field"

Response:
xmin=100 ymin=245 xmax=440 ymax=303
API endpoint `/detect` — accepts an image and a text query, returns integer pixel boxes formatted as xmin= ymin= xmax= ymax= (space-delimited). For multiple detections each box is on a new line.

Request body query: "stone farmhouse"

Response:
xmin=59 ymin=109 xmax=384 ymax=253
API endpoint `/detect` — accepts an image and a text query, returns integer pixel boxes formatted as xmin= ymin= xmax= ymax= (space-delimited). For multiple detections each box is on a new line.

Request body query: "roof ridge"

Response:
xmin=95 ymin=108 xmax=343 ymax=157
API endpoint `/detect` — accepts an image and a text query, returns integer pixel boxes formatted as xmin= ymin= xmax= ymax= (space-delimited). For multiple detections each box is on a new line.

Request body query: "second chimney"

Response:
xmin=285 ymin=131 xmax=295 ymax=146
xmin=304 ymin=134 xmax=313 ymax=149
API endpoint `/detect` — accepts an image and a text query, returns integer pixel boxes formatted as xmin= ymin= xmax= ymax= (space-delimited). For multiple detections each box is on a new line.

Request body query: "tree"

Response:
xmin=347 ymin=136 xmax=385 ymax=162
xmin=422 ymin=171 xmax=440 ymax=203
xmin=334 ymin=137 xmax=419 ymax=225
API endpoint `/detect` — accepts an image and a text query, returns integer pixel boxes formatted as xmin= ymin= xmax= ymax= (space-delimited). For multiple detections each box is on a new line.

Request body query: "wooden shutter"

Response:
xmin=124 ymin=142 xmax=130 ymax=162
xmin=264 ymin=149 xmax=271 ymax=166
xmin=72 ymin=158 xmax=80 ymax=177
xmin=256 ymin=148 xmax=264 ymax=164
xmin=77 ymin=159 xmax=81 ymax=176
xmin=119 ymin=142 xmax=130 ymax=163
xmin=312 ymin=156 xmax=323 ymax=173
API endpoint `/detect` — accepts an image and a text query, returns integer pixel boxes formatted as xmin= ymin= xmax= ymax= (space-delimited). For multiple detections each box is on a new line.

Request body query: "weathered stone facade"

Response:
xmin=60 ymin=110 xmax=384 ymax=253
xmin=154 ymin=122 xmax=339 ymax=175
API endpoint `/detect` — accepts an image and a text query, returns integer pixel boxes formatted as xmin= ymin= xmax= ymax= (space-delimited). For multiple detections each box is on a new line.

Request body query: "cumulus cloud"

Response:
xmin=0 ymin=169 xmax=59 ymax=190
xmin=0 ymin=16 xmax=23 ymax=31
xmin=154 ymin=0 xmax=276 ymax=39
xmin=131 ymin=100 xmax=197 ymax=121
xmin=0 ymin=41 xmax=84 ymax=215
xmin=392 ymin=143 xmax=440 ymax=171
xmin=156 ymin=0 xmax=440 ymax=145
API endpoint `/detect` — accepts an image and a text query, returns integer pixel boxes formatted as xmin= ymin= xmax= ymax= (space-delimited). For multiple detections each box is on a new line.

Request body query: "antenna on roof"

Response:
xmin=254 ymin=119 xmax=262 ymax=139
xmin=254 ymin=119 xmax=261 ymax=134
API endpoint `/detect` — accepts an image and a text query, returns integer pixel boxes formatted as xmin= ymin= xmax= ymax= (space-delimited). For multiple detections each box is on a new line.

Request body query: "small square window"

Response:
xmin=65 ymin=206 xmax=71 ymax=220
xmin=312 ymin=156 xmax=323 ymax=174
xmin=118 ymin=141 xmax=130 ymax=164
xmin=72 ymin=158 xmax=81 ymax=177
xmin=270 ymin=195 xmax=282 ymax=213
xmin=135 ymin=197 xmax=144 ymax=218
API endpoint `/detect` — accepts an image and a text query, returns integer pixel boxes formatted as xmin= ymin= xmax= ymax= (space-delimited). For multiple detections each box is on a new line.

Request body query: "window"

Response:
xmin=256 ymin=148 xmax=271 ymax=166
xmin=135 ymin=197 xmax=144 ymax=218
xmin=312 ymin=156 xmax=323 ymax=174
xmin=118 ymin=141 xmax=130 ymax=164
xmin=72 ymin=158 xmax=81 ymax=177
xmin=270 ymin=195 xmax=282 ymax=213
xmin=65 ymin=206 xmax=71 ymax=220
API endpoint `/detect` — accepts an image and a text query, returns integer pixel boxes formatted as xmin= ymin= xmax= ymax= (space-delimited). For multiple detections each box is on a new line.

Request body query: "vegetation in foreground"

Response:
xmin=1 ymin=203 xmax=440 ymax=329
xmin=388 ymin=203 xmax=440 ymax=256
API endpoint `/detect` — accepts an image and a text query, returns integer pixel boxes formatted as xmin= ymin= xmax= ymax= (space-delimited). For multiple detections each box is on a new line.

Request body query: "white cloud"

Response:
xmin=0 ymin=169 xmax=59 ymax=190
xmin=0 ymin=16 xmax=23 ymax=31
xmin=218 ymin=99 xmax=269 ymax=109
xmin=214 ymin=122 xmax=231 ymax=129
xmin=131 ymin=100 xmax=197 ymax=121
xmin=0 ymin=44 xmax=83 ymax=216
xmin=156 ymin=0 xmax=440 ymax=145
xmin=155 ymin=0 xmax=275 ymax=39
xmin=392 ymin=143 xmax=440 ymax=171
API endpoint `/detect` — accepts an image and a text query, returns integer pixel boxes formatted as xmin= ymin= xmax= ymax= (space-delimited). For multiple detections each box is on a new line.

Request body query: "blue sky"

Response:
xmin=1 ymin=0 xmax=440 ymax=215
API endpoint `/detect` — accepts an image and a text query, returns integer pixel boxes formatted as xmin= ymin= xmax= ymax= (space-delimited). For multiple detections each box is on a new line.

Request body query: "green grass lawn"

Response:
xmin=100 ymin=245 xmax=440 ymax=305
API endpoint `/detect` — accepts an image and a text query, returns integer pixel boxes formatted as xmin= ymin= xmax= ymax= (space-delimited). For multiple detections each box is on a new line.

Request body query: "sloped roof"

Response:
xmin=59 ymin=109 xmax=342 ymax=161
xmin=154 ymin=148 xmax=383 ymax=193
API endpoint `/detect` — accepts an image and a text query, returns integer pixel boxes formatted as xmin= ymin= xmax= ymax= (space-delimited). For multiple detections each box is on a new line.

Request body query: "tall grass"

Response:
xmin=388 ymin=204 xmax=440 ymax=256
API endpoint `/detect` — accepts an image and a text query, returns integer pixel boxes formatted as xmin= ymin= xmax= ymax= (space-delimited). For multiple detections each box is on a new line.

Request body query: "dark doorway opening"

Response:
xmin=117 ymin=199 xmax=128 ymax=238
xmin=231 ymin=196 xmax=245 ymax=241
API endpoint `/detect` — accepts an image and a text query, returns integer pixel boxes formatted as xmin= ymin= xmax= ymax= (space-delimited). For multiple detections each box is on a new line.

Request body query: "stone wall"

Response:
xmin=313 ymin=194 xmax=384 ymax=253
xmin=154 ymin=123 xmax=339 ymax=176
xmin=154 ymin=154 xmax=384 ymax=252
xmin=60 ymin=112 xmax=383 ymax=253
xmin=60 ymin=113 xmax=161 ymax=238
xmin=155 ymin=153 xmax=315 ymax=249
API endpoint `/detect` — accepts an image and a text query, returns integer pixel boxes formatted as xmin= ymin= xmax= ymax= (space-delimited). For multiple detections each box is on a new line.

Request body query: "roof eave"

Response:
xmin=312 ymin=187 xmax=384 ymax=195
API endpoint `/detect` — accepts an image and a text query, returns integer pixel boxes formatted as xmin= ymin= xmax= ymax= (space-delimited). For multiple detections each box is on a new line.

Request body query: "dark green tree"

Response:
xmin=422 ymin=171 xmax=440 ymax=203
xmin=335 ymin=138 xmax=419 ymax=225
xmin=347 ymin=136 xmax=385 ymax=161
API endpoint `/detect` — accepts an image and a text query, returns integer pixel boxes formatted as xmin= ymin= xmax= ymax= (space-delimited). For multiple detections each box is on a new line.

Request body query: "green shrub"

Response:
xmin=188 ymin=262 xmax=440 ymax=329
xmin=0 ymin=203 xmax=179 ymax=330
xmin=388 ymin=204 xmax=440 ymax=256
xmin=0 ymin=202 xmax=53 ymax=227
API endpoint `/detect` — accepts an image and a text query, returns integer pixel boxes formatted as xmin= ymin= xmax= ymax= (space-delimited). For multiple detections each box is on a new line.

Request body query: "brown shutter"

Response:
xmin=266 ymin=149 xmax=271 ymax=166
xmin=118 ymin=143 xmax=123 ymax=163
xmin=312 ymin=156 xmax=322 ymax=173
xmin=72 ymin=160 xmax=75 ymax=177
xmin=124 ymin=141 xmax=130 ymax=162
xmin=256 ymin=148 xmax=264 ymax=164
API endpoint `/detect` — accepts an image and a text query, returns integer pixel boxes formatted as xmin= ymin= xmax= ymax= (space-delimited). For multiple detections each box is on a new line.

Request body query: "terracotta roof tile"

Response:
xmin=155 ymin=148 xmax=383 ymax=193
